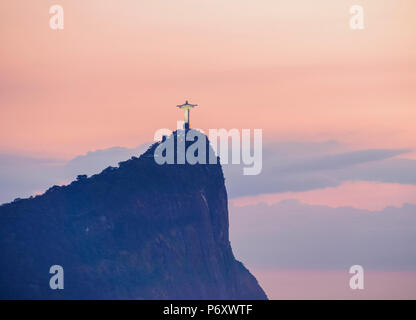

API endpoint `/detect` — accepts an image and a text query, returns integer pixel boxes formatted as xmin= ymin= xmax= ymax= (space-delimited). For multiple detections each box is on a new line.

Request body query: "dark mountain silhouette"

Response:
xmin=0 ymin=131 xmax=267 ymax=299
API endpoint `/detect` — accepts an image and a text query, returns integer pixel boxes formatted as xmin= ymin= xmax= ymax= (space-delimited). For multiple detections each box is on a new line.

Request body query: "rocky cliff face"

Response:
xmin=0 ymin=132 xmax=267 ymax=299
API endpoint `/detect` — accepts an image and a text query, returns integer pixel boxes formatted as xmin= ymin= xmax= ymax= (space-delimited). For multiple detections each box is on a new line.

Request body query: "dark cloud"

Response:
xmin=223 ymin=142 xmax=414 ymax=198
xmin=335 ymin=158 xmax=416 ymax=185
xmin=63 ymin=144 xmax=150 ymax=178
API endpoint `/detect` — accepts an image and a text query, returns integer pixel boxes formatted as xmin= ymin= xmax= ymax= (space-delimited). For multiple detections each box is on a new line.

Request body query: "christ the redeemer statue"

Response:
xmin=177 ymin=100 xmax=198 ymax=130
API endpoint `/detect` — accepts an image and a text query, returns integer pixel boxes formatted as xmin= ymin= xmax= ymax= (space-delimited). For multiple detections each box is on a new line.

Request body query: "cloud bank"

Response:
xmin=223 ymin=141 xmax=415 ymax=198
xmin=230 ymin=200 xmax=416 ymax=271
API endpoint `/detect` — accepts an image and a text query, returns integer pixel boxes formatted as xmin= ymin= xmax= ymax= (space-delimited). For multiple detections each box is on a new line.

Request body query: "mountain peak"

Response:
xmin=0 ymin=133 xmax=267 ymax=299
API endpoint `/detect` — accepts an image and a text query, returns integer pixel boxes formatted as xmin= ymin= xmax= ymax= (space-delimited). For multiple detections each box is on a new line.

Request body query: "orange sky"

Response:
xmin=1 ymin=0 xmax=415 ymax=158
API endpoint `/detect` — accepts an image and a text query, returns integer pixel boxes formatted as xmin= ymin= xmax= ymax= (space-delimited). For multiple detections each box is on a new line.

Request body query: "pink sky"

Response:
xmin=233 ymin=181 xmax=416 ymax=211
xmin=253 ymin=269 xmax=416 ymax=299
xmin=1 ymin=0 xmax=415 ymax=158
